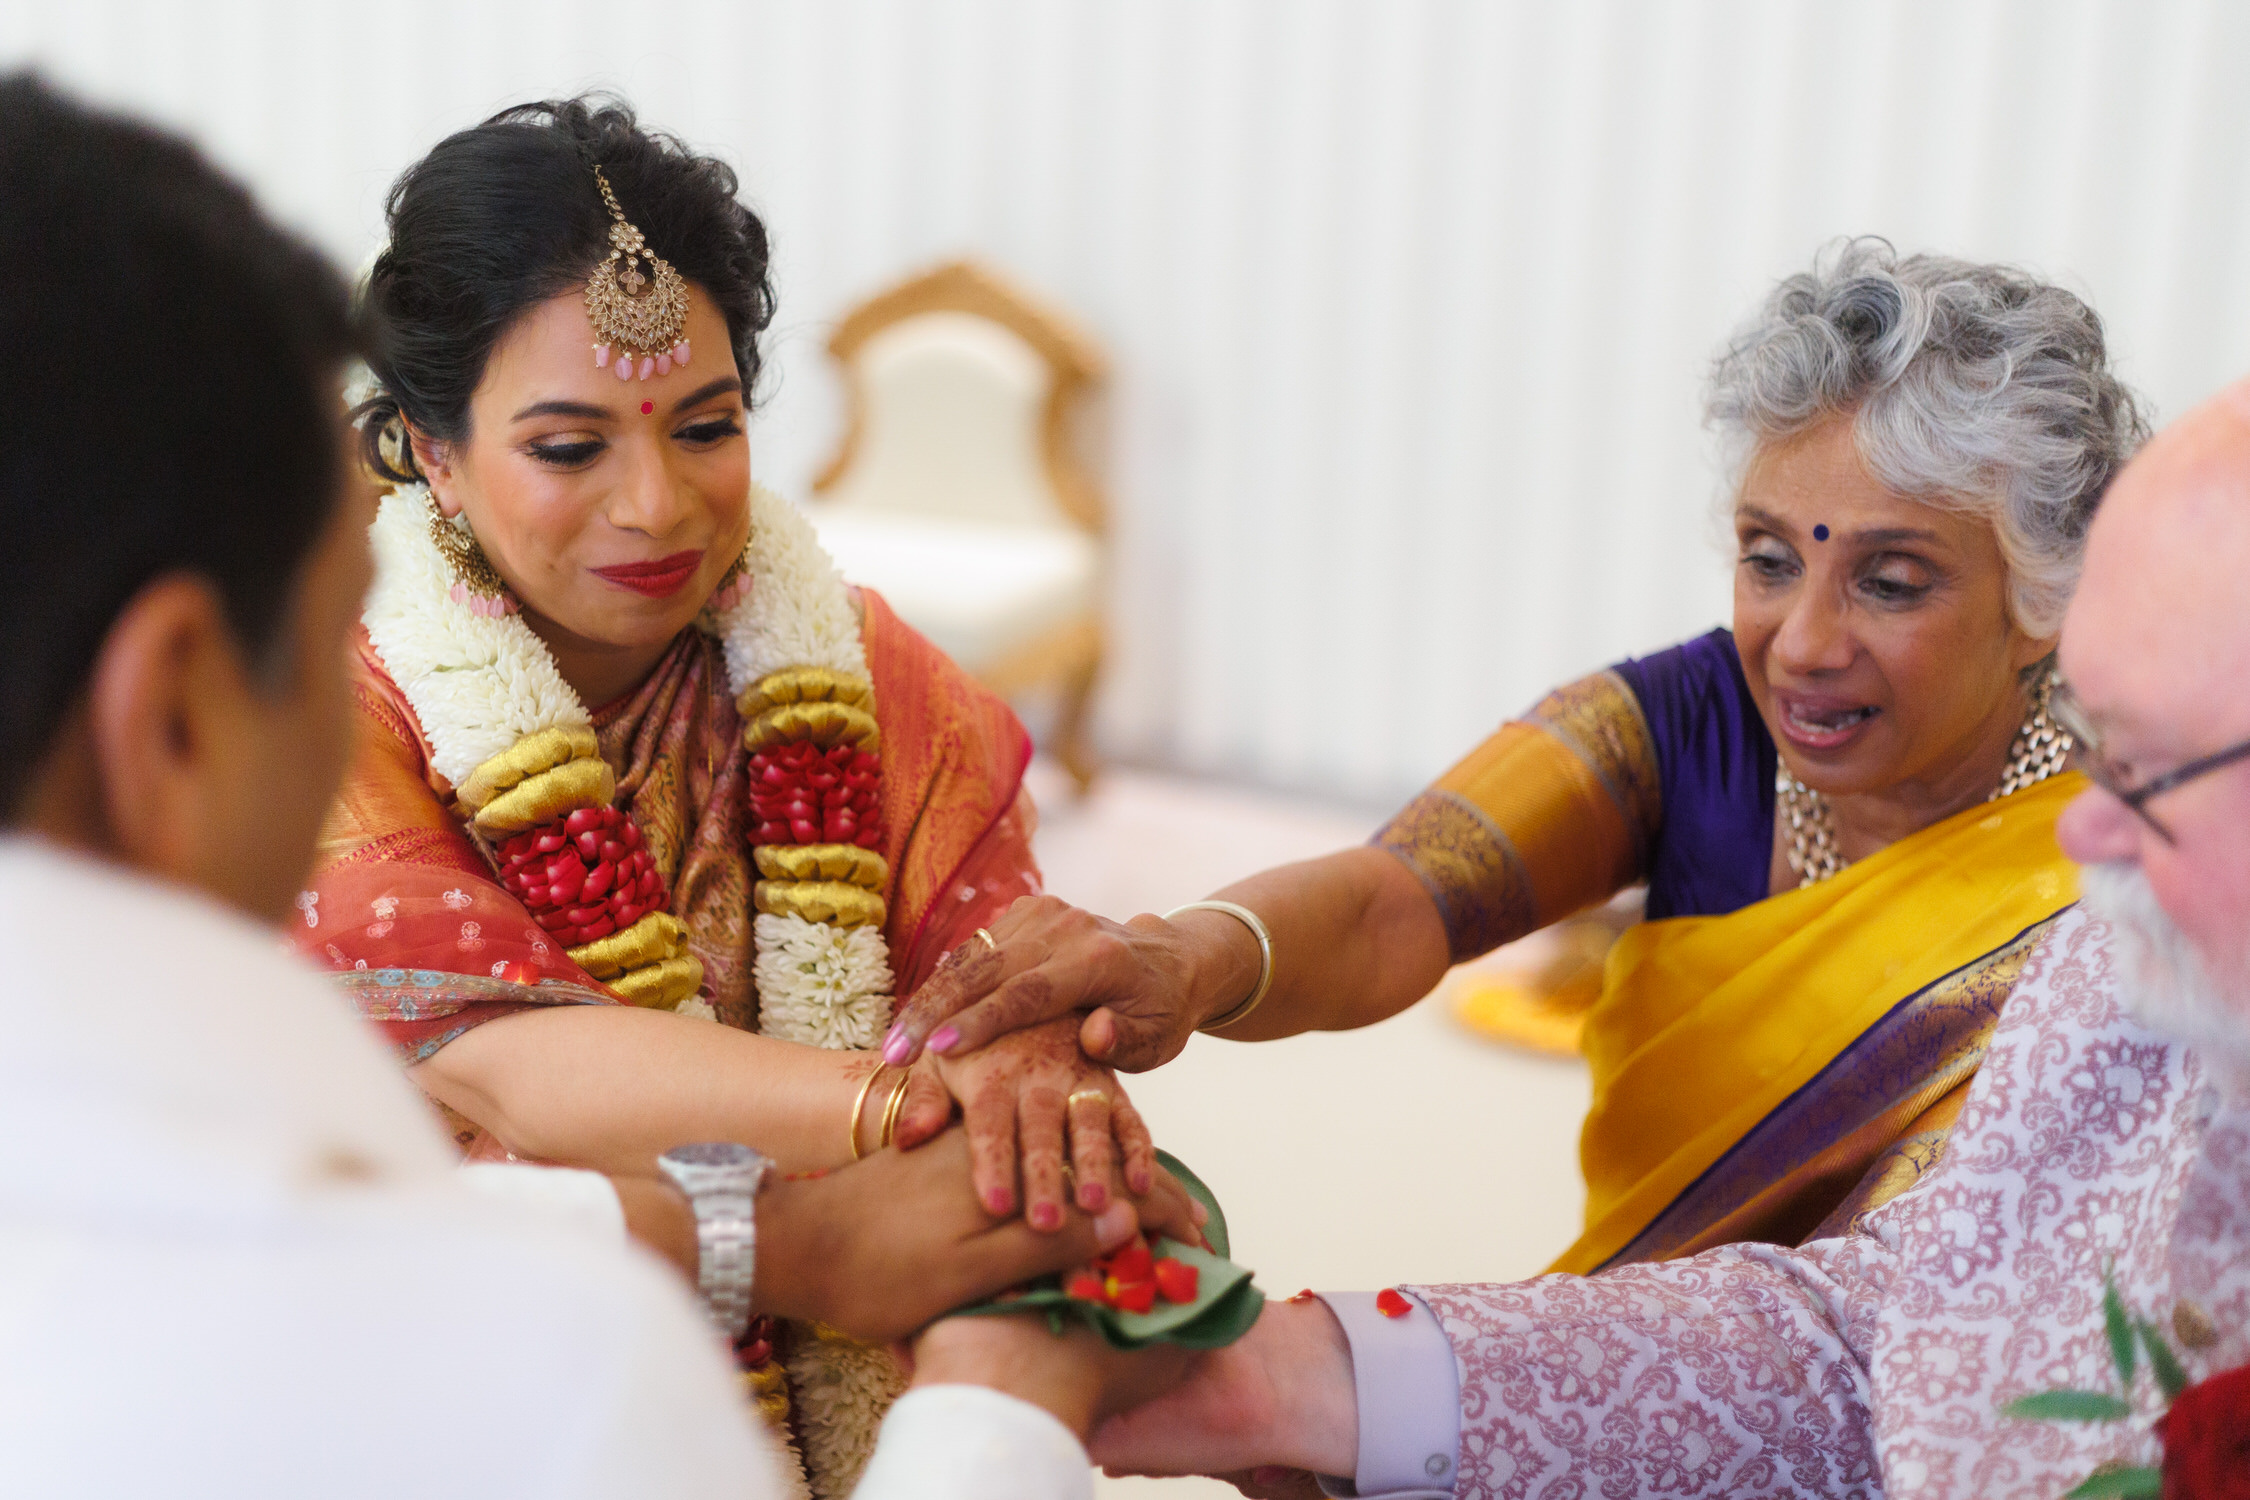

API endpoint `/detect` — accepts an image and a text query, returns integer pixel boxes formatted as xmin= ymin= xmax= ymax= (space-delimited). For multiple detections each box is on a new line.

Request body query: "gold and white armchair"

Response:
xmin=807 ymin=260 xmax=1108 ymax=789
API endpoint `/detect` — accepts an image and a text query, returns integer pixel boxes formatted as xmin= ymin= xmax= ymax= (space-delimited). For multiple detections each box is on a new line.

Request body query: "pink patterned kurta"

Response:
xmin=1406 ymin=906 xmax=2250 ymax=1498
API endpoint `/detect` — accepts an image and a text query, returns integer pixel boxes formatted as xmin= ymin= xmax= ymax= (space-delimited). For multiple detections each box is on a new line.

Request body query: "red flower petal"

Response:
xmin=1153 ymin=1258 xmax=1199 ymax=1304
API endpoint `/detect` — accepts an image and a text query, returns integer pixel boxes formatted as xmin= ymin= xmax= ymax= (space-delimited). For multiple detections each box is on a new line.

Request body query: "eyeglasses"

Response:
xmin=2048 ymin=679 xmax=2250 ymax=844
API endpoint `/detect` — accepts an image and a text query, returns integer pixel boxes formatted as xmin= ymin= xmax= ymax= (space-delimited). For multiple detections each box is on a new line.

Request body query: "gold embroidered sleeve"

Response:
xmin=1373 ymin=669 xmax=1662 ymax=962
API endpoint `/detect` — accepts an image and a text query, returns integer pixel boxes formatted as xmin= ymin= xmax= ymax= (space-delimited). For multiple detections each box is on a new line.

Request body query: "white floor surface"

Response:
xmin=1020 ymin=761 xmax=1592 ymax=1499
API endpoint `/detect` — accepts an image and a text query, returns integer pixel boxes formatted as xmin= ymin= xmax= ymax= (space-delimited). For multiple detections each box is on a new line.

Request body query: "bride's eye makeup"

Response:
xmin=674 ymin=414 xmax=743 ymax=446
xmin=525 ymin=433 xmax=605 ymax=468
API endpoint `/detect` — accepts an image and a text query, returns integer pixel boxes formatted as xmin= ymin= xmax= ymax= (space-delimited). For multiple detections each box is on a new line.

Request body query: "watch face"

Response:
xmin=666 ymin=1142 xmax=759 ymax=1169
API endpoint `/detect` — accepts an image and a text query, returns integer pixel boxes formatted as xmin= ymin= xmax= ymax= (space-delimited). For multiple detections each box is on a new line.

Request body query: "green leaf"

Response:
xmin=1155 ymin=1149 xmax=1230 ymax=1260
xmin=945 ymin=1152 xmax=1265 ymax=1352
xmin=2004 ymin=1390 xmax=2135 ymax=1422
xmin=2102 ymin=1267 xmax=2137 ymax=1385
xmin=2136 ymin=1318 xmax=2189 ymax=1400
xmin=2065 ymin=1466 xmax=2163 ymax=1498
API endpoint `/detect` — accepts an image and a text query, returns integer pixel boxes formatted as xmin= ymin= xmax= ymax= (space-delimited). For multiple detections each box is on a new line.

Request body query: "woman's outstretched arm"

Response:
xmin=886 ymin=844 xmax=1452 ymax=1074
xmin=412 ymin=1004 xmax=908 ymax=1177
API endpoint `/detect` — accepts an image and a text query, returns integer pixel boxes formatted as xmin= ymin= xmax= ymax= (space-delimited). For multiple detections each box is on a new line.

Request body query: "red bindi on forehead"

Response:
xmin=640 ymin=400 xmax=653 ymax=416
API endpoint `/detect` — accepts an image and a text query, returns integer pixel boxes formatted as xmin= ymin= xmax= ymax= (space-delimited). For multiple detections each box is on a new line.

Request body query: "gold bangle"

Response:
xmin=878 ymin=1071 xmax=912 ymax=1149
xmin=848 ymin=1065 xmax=886 ymax=1162
xmin=1167 ymin=899 xmax=1274 ymax=1032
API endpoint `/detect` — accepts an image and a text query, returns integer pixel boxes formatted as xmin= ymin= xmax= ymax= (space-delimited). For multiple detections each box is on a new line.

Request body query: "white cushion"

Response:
xmin=821 ymin=311 xmax=1071 ymax=530
xmin=806 ymin=509 xmax=1098 ymax=674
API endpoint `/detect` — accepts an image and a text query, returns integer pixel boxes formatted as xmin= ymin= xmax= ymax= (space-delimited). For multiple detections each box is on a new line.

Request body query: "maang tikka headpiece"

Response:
xmin=584 ymin=166 xmax=691 ymax=382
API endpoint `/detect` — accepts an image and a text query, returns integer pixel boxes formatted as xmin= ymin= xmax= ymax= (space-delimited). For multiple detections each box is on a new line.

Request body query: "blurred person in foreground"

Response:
xmin=1088 ymin=380 xmax=2250 ymax=1497
xmin=0 ymin=73 xmax=1187 ymax=1499
xmin=894 ymin=241 xmax=2147 ymax=1278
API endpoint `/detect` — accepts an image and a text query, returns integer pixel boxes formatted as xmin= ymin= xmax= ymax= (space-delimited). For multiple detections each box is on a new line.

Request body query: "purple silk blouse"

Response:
xmin=1608 ymin=626 xmax=1776 ymax=920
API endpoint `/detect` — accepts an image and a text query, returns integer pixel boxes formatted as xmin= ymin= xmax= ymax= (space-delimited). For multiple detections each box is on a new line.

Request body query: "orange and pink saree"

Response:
xmin=293 ymin=588 xmax=1038 ymax=1135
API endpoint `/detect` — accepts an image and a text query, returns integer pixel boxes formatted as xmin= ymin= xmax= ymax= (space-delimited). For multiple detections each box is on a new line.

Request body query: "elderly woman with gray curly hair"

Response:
xmin=883 ymin=238 xmax=2149 ymax=1275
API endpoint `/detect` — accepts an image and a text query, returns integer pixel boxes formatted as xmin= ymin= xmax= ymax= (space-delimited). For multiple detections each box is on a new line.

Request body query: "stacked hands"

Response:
xmin=883 ymin=1004 xmax=1162 ymax=1230
xmin=889 ymin=894 xmax=1262 ymax=1074
xmin=833 ymin=897 xmax=1344 ymax=1483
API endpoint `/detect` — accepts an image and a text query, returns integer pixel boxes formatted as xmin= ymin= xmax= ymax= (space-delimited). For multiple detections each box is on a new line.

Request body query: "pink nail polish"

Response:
xmin=929 ymin=1026 xmax=961 ymax=1054
xmin=882 ymin=1030 xmax=913 ymax=1066
xmin=1080 ymin=1182 xmax=1108 ymax=1211
xmin=1031 ymin=1203 xmax=1061 ymax=1230
xmin=986 ymin=1189 xmax=1013 ymax=1215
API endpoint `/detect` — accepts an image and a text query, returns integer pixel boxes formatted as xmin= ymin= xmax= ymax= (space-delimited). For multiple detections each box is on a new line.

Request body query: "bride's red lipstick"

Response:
xmin=592 ymin=549 xmax=703 ymax=599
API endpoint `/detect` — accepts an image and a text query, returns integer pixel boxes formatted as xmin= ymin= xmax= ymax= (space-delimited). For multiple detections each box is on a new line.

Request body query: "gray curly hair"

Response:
xmin=1706 ymin=238 xmax=2150 ymax=637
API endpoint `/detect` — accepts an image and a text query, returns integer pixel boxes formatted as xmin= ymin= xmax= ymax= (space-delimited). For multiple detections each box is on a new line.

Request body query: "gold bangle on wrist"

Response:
xmin=878 ymin=1071 xmax=911 ymax=1149
xmin=1166 ymin=899 xmax=1274 ymax=1032
xmin=848 ymin=1066 xmax=886 ymax=1162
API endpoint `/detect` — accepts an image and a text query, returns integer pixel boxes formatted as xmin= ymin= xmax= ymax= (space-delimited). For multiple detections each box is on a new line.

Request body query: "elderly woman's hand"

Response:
xmin=892 ymin=1013 xmax=1190 ymax=1234
xmin=882 ymin=895 xmax=1265 ymax=1074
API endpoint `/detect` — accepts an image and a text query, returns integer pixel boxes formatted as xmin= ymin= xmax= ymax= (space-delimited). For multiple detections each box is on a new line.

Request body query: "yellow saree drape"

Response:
xmin=1552 ymin=769 xmax=2086 ymax=1274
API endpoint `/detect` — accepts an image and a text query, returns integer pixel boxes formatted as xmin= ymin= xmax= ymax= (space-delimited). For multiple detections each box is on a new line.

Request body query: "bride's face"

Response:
xmin=414 ymin=287 xmax=750 ymax=669
xmin=1731 ymin=412 xmax=2054 ymax=804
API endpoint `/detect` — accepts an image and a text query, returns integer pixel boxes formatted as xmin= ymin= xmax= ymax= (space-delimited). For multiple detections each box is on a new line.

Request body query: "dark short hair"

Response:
xmin=0 ymin=73 xmax=358 ymax=807
xmin=359 ymin=95 xmax=776 ymax=482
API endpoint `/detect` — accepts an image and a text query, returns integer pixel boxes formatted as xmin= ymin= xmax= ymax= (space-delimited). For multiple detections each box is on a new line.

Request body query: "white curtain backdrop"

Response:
xmin=8 ymin=0 xmax=2249 ymax=803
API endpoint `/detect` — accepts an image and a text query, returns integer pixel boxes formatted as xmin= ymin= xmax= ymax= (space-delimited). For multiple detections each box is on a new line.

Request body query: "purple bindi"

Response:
xmin=1812 ymin=523 xmax=1831 ymax=542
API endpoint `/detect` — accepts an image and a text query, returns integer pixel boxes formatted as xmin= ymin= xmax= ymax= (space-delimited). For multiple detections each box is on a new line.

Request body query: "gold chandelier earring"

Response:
xmin=705 ymin=547 xmax=751 ymax=615
xmin=425 ymin=493 xmax=518 ymax=618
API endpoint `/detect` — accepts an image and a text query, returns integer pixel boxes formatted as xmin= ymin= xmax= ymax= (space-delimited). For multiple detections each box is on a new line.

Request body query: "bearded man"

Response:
xmin=1095 ymin=383 xmax=2250 ymax=1499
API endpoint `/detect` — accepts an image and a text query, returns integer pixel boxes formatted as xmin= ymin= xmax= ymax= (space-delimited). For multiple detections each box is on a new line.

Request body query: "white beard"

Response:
xmin=2079 ymin=862 xmax=2250 ymax=1102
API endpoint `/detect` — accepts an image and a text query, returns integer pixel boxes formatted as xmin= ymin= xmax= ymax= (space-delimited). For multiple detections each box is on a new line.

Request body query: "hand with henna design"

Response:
xmin=892 ymin=1012 xmax=1172 ymax=1235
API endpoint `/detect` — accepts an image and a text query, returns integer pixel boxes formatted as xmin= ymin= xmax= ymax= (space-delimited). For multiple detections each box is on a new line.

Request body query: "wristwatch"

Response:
xmin=657 ymin=1141 xmax=772 ymax=1342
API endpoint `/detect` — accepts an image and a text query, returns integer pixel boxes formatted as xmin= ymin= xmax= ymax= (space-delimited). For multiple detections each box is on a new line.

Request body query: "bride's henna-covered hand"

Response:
xmin=881 ymin=895 xmax=1258 ymax=1074
xmin=902 ymin=1014 xmax=1166 ymax=1232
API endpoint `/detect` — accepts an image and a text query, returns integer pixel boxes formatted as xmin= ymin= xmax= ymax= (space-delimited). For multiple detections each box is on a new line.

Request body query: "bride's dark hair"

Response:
xmin=357 ymin=95 xmax=775 ymax=483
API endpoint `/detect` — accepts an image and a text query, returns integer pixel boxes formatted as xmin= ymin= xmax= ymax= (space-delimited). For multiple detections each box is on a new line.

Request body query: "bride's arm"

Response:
xmin=410 ymin=1004 xmax=907 ymax=1177
xmin=409 ymin=1004 xmax=1175 ymax=1239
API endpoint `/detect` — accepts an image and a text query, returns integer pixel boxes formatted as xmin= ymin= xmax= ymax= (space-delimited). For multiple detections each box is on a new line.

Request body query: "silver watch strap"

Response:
xmin=657 ymin=1144 xmax=768 ymax=1343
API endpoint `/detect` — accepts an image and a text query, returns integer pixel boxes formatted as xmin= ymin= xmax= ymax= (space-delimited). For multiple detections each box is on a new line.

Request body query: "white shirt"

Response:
xmin=0 ymin=840 xmax=1090 ymax=1499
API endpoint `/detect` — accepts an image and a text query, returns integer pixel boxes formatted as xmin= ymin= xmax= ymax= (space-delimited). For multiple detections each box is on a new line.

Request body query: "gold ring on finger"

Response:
xmin=974 ymin=927 xmax=998 ymax=955
xmin=1066 ymin=1088 xmax=1110 ymax=1109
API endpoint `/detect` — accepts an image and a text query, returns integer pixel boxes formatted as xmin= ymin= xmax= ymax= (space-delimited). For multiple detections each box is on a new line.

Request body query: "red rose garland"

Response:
xmin=494 ymin=806 xmax=665 ymax=947
xmin=748 ymin=741 xmax=883 ymax=849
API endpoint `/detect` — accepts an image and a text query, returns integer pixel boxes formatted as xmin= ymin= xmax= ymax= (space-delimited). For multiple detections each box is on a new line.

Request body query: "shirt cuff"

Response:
xmin=1312 ymin=1290 xmax=1460 ymax=1499
xmin=854 ymin=1384 xmax=1093 ymax=1500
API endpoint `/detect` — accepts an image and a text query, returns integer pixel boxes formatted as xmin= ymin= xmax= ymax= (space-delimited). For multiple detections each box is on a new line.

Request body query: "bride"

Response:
xmin=295 ymin=96 xmax=1155 ymax=1496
